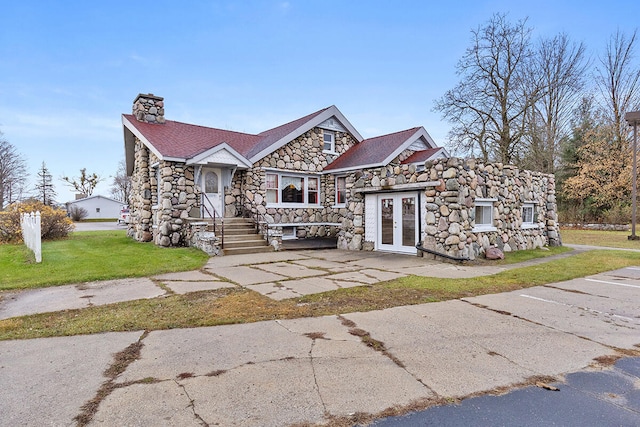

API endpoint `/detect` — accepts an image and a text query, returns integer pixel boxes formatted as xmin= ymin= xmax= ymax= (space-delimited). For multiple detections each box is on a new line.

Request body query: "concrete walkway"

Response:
xmin=1 ymin=249 xmax=639 ymax=426
xmin=0 ymin=248 xmax=575 ymax=319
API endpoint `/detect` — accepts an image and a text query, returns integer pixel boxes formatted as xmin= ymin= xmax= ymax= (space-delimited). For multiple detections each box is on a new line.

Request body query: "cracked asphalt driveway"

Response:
xmin=1 ymin=266 xmax=639 ymax=426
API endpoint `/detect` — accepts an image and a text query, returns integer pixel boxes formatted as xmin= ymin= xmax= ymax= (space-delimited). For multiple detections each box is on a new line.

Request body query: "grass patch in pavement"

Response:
xmin=561 ymin=228 xmax=640 ymax=249
xmin=0 ymin=230 xmax=209 ymax=291
xmin=2 ymin=248 xmax=638 ymax=340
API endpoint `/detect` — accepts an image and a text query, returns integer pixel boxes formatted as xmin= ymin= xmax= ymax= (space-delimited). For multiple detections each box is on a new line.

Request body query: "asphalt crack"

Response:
xmin=74 ymin=330 xmax=149 ymax=426
xmin=175 ymin=380 xmax=209 ymax=426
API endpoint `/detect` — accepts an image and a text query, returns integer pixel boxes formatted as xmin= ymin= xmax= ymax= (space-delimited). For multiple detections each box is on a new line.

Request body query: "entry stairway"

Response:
xmin=212 ymin=217 xmax=273 ymax=256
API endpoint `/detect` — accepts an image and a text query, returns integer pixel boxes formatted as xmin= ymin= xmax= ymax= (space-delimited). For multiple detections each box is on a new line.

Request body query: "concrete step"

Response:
xmin=224 ymin=224 xmax=256 ymax=234
xmin=223 ymin=239 xmax=269 ymax=249
xmin=223 ymin=234 xmax=264 ymax=242
xmin=223 ymin=245 xmax=273 ymax=256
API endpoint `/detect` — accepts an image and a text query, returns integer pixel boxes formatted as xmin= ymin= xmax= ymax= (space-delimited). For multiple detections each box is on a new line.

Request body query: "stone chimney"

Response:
xmin=132 ymin=93 xmax=165 ymax=123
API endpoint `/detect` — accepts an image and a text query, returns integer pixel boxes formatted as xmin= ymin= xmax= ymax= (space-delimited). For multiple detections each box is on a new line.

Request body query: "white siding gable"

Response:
xmin=318 ymin=116 xmax=347 ymax=133
xmin=199 ymin=148 xmax=245 ymax=165
xmin=409 ymin=137 xmax=429 ymax=151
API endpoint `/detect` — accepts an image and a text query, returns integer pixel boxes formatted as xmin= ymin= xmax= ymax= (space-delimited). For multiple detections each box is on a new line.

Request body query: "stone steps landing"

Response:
xmin=219 ymin=218 xmax=273 ymax=256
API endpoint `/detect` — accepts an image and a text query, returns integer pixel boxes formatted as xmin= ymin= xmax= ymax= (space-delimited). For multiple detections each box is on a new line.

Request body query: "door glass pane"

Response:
xmin=205 ymin=172 xmax=218 ymax=193
xmin=402 ymin=197 xmax=416 ymax=246
xmin=381 ymin=198 xmax=394 ymax=245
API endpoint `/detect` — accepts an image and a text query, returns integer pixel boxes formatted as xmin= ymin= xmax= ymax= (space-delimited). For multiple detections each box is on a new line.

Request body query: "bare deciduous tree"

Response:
xmin=0 ymin=132 xmax=28 ymax=209
xmin=435 ymin=13 xmax=544 ymax=164
xmin=522 ymin=34 xmax=588 ymax=173
xmin=109 ymin=159 xmax=131 ymax=203
xmin=61 ymin=168 xmax=103 ymax=197
xmin=594 ymin=29 xmax=640 ymax=147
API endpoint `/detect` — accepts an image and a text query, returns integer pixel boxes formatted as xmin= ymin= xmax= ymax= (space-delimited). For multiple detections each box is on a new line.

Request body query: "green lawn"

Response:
xmin=561 ymin=228 xmax=640 ymax=249
xmin=0 ymin=230 xmax=209 ymax=291
xmin=2 ymin=248 xmax=640 ymax=340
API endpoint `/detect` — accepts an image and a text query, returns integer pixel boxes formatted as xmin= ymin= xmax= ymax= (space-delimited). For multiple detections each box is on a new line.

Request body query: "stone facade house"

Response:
xmin=123 ymin=93 xmax=560 ymax=259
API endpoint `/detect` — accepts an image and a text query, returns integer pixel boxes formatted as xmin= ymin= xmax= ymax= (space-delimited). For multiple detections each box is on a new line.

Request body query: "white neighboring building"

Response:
xmin=66 ymin=195 xmax=125 ymax=220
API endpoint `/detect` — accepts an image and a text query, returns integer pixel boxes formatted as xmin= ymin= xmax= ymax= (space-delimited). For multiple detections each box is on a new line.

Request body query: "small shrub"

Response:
xmin=0 ymin=201 xmax=74 ymax=243
xmin=601 ymin=202 xmax=631 ymax=225
xmin=67 ymin=205 xmax=89 ymax=221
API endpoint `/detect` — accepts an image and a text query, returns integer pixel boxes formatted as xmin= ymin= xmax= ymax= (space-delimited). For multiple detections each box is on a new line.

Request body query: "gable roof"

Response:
xmin=324 ymin=127 xmax=439 ymax=173
xmin=123 ymin=114 xmax=261 ymax=160
xmin=123 ymin=105 xmax=364 ymax=167
xmin=66 ymin=194 xmax=125 ymax=205
xmin=401 ymin=147 xmax=449 ymax=164
xmin=123 ymin=104 xmax=443 ymax=174
xmin=247 ymin=105 xmax=363 ymax=162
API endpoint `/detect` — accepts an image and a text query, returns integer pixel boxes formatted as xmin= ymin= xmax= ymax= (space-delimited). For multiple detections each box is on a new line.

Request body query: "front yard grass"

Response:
xmin=561 ymin=228 xmax=640 ymax=249
xmin=0 ymin=230 xmax=209 ymax=291
xmin=2 ymin=248 xmax=639 ymax=340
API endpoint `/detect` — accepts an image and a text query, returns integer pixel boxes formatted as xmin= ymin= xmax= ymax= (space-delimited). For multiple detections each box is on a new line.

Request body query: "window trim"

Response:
xmin=322 ymin=130 xmax=336 ymax=154
xmin=521 ymin=202 xmax=539 ymax=229
xmin=265 ymin=172 xmax=322 ymax=208
xmin=472 ymin=198 xmax=497 ymax=232
xmin=334 ymin=175 xmax=347 ymax=207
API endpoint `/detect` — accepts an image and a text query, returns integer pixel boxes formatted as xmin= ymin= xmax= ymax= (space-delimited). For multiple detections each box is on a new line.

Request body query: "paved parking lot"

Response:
xmin=1 ymin=258 xmax=639 ymax=426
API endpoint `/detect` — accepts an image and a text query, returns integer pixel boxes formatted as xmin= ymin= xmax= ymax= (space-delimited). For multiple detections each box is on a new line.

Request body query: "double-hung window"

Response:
xmin=335 ymin=176 xmax=346 ymax=206
xmin=522 ymin=202 xmax=537 ymax=228
xmin=266 ymin=172 xmax=321 ymax=207
xmin=266 ymin=173 xmax=279 ymax=204
xmin=323 ymin=131 xmax=335 ymax=153
xmin=473 ymin=198 xmax=497 ymax=232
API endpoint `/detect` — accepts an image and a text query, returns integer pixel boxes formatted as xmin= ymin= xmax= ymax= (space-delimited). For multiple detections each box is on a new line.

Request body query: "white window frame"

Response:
xmin=323 ymin=130 xmax=336 ymax=154
xmin=334 ymin=175 xmax=347 ymax=207
xmin=522 ymin=202 xmax=538 ymax=229
xmin=282 ymin=226 xmax=297 ymax=240
xmin=265 ymin=171 xmax=322 ymax=208
xmin=266 ymin=173 xmax=279 ymax=204
xmin=472 ymin=198 xmax=497 ymax=232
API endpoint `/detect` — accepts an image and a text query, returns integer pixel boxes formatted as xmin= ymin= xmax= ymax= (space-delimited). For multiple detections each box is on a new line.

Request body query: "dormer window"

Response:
xmin=323 ymin=131 xmax=335 ymax=153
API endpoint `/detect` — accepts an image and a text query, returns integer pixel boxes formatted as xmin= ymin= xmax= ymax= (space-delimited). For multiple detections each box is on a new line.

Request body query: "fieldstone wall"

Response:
xmin=128 ymin=137 xmax=200 ymax=247
xmin=338 ymin=161 xmax=433 ymax=251
xmin=332 ymin=157 xmax=560 ymax=258
xmin=224 ymin=127 xmax=358 ymax=246
xmin=253 ymin=128 xmax=356 ymax=172
xmin=419 ymin=158 xmax=559 ymax=259
xmin=132 ymin=93 xmax=165 ymax=124
xmin=128 ymin=139 xmax=154 ymax=242
xmin=153 ymin=162 xmax=199 ymax=247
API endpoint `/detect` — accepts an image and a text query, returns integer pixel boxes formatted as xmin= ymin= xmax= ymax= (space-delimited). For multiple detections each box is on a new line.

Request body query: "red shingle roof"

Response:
xmin=123 ymin=114 xmax=261 ymax=159
xmin=324 ymin=127 xmax=421 ymax=171
xmin=124 ymin=107 xmax=441 ymax=170
xmin=401 ymin=147 xmax=444 ymax=164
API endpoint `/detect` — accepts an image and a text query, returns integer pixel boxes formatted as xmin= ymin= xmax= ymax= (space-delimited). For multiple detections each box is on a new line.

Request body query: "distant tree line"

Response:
xmin=435 ymin=13 xmax=640 ymax=223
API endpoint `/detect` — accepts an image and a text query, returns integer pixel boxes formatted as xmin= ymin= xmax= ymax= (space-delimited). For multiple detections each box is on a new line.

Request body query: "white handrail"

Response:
xmin=20 ymin=211 xmax=42 ymax=263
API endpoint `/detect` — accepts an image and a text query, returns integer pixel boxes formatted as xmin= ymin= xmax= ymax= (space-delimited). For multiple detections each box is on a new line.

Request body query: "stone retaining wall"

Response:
xmin=562 ymin=223 xmax=630 ymax=231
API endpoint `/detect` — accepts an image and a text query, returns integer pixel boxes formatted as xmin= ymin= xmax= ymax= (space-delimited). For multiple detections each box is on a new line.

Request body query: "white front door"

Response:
xmin=202 ymin=168 xmax=223 ymax=218
xmin=377 ymin=193 xmax=418 ymax=254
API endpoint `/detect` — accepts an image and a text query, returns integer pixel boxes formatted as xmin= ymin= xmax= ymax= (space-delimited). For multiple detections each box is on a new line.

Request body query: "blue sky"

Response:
xmin=0 ymin=0 xmax=638 ymax=203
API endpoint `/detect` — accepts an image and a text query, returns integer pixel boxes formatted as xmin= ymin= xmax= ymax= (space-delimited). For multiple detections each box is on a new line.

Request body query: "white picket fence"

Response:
xmin=20 ymin=211 xmax=42 ymax=263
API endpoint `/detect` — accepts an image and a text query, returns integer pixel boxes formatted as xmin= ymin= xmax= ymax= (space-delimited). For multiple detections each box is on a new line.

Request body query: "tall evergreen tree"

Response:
xmin=34 ymin=161 xmax=57 ymax=206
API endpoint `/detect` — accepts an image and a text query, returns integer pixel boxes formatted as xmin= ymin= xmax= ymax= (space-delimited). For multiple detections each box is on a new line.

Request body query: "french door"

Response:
xmin=377 ymin=193 xmax=418 ymax=254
